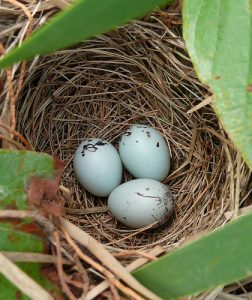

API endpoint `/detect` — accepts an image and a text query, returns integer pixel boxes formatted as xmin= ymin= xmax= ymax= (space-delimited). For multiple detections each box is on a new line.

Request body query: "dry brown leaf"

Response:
xmin=27 ymin=157 xmax=65 ymax=217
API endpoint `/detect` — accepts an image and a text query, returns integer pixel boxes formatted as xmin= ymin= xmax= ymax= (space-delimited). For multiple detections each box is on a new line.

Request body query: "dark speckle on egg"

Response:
xmin=123 ymin=131 xmax=131 ymax=137
xmin=146 ymin=131 xmax=151 ymax=138
xmin=156 ymin=142 xmax=160 ymax=147
xmin=81 ymin=140 xmax=107 ymax=156
xmin=96 ymin=141 xmax=107 ymax=146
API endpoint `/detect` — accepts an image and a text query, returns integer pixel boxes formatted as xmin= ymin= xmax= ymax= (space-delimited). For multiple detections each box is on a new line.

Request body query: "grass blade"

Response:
xmin=133 ymin=213 xmax=252 ymax=299
xmin=0 ymin=0 xmax=172 ymax=69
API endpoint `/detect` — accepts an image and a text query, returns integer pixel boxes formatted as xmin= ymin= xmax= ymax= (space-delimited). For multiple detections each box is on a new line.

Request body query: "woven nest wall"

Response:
xmin=16 ymin=10 xmax=250 ymax=252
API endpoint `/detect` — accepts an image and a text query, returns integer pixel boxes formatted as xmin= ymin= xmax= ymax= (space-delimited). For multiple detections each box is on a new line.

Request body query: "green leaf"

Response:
xmin=0 ymin=0 xmax=173 ymax=69
xmin=0 ymin=150 xmax=59 ymax=299
xmin=133 ymin=213 xmax=252 ymax=299
xmin=183 ymin=0 xmax=252 ymax=169
xmin=0 ymin=223 xmax=55 ymax=300
xmin=0 ymin=150 xmax=55 ymax=209
xmin=0 ymin=223 xmax=44 ymax=253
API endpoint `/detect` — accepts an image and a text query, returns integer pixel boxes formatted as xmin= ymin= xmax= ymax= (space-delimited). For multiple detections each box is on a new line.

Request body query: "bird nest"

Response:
xmin=1 ymin=1 xmax=252 ymax=298
xmin=15 ymin=9 xmax=251 ymax=255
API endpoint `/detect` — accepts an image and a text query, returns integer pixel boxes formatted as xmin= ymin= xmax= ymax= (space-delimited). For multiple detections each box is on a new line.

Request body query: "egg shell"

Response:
xmin=119 ymin=124 xmax=170 ymax=181
xmin=73 ymin=138 xmax=122 ymax=196
xmin=108 ymin=178 xmax=173 ymax=228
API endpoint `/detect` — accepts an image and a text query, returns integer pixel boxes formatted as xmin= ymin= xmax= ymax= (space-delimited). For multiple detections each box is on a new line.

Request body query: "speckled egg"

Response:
xmin=119 ymin=124 xmax=170 ymax=181
xmin=73 ymin=138 xmax=122 ymax=197
xmin=108 ymin=179 xmax=173 ymax=228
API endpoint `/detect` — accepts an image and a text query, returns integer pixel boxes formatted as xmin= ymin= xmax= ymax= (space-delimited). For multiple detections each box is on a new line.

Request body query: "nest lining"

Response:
xmin=16 ymin=11 xmax=250 ymax=252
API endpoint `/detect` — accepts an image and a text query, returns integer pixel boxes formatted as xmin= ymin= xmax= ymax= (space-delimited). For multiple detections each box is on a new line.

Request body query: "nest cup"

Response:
xmin=17 ymin=11 xmax=250 ymax=251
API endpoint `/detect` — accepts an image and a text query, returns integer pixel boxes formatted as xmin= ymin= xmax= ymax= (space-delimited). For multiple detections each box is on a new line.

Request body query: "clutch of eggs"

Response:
xmin=73 ymin=125 xmax=173 ymax=229
xmin=73 ymin=138 xmax=122 ymax=197
xmin=119 ymin=124 xmax=170 ymax=181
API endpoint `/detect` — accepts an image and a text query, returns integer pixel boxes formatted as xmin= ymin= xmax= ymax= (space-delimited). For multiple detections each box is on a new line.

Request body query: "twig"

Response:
xmin=234 ymin=153 xmax=241 ymax=218
xmin=62 ymin=228 xmax=144 ymax=300
xmin=86 ymin=246 xmax=164 ymax=300
xmin=224 ymin=202 xmax=252 ymax=221
xmin=0 ymin=121 xmax=32 ymax=149
xmin=204 ymin=287 xmax=223 ymax=300
xmin=0 ymin=252 xmax=53 ymax=300
xmin=113 ymin=250 xmax=158 ymax=261
xmin=53 ymin=231 xmax=77 ymax=300
xmin=5 ymin=0 xmax=33 ymax=35
xmin=0 ymin=134 xmax=25 ymax=149
xmin=51 ymin=0 xmax=69 ymax=9
xmin=5 ymin=0 xmax=34 ymax=103
xmin=109 ymin=281 xmax=121 ymax=300
xmin=73 ymin=255 xmax=89 ymax=299
xmin=0 ymin=44 xmax=16 ymax=134
xmin=187 ymin=95 xmax=213 ymax=114
xmin=0 ymin=210 xmax=37 ymax=219
xmin=218 ymin=292 xmax=244 ymax=300
xmin=65 ymin=206 xmax=109 ymax=215
xmin=62 ymin=274 xmax=83 ymax=289
xmin=2 ymin=252 xmax=71 ymax=265
xmin=61 ymin=217 xmax=161 ymax=300
xmin=0 ymin=209 xmax=55 ymax=235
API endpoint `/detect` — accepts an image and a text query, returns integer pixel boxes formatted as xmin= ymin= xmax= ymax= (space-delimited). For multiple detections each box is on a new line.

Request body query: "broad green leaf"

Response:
xmin=0 ymin=150 xmax=55 ymax=209
xmin=0 ymin=150 xmax=59 ymax=299
xmin=0 ymin=223 xmax=56 ymax=300
xmin=0 ymin=0 xmax=173 ymax=69
xmin=133 ymin=213 xmax=252 ymax=299
xmin=183 ymin=0 xmax=252 ymax=169
xmin=0 ymin=223 xmax=44 ymax=253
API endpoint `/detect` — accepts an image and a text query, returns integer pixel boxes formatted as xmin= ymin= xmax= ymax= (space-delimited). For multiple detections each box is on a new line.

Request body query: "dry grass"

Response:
xmin=1 ymin=0 xmax=252 ymax=299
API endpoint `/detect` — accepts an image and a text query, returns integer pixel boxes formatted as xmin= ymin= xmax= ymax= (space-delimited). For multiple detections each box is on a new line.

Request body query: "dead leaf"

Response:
xmin=19 ymin=222 xmax=46 ymax=238
xmin=27 ymin=157 xmax=65 ymax=217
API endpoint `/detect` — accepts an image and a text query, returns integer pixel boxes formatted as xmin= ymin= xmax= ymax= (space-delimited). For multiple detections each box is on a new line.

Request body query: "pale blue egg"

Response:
xmin=108 ymin=179 xmax=173 ymax=228
xmin=73 ymin=138 xmax=122 ymax=196
xmin=119 ymin=124 xmax=170 ymax=180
